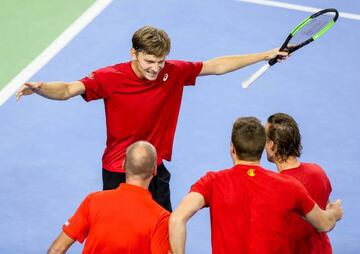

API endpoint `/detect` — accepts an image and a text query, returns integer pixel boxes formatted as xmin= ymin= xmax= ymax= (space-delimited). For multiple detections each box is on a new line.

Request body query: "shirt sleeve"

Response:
xmin=190 ymin=171 xmax=215 ymax=207
xmin=292 ymin=179 xmax=316 ymax=215
xmin=173 ymin=61 xmax=203 ymax=86
xmin=150 ymin=212 xmax=171 ymax=254
xmin=62 ymin=194 xmax=92 ymax=243
xmin=80 ymin=67 xmax=113 ymax=101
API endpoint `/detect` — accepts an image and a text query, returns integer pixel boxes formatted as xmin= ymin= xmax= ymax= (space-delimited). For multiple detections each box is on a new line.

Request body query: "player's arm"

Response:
xmin=47 ymin=231 xmax=75 ymax=254
xmin=304 ymin=199 xmax=343 ymax=232
xmin=169 ymin=192 xmax=205 ymax=254
xmin=199 ymin=48 xmax=287 ymax=76
xmin=16 ymin=81 xmax=85 ymax=101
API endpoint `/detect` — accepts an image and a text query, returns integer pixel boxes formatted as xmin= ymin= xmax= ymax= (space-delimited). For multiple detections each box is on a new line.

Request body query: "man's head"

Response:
xmin=131 ymin=26 xmax=171 ymax=81
xmin=265 ymin=113 xmax=302 ymax=163
xmin=231 ymin=117 xmax=266 ymax=162
xmin=124 ymin=141 xmax=157 ymax=180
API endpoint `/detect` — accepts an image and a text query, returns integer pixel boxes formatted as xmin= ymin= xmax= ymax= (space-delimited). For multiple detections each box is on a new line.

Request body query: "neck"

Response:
xmin=275 ymin=156 xmax=300 ymax=172
xmin=126 ymin=177 xmax=151 ymax=190
xmin=233 ymin=159 xmax=260 ymax=166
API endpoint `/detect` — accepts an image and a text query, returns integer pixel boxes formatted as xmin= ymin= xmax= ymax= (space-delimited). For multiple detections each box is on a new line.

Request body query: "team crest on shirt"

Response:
xmin=247 ymin=169 xmax=255 ymax=177
xmin=163 ymin=73 xmax=169 ymax=82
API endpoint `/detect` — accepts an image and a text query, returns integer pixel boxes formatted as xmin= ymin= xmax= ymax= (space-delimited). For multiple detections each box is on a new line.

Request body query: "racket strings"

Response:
xmin=289 ymin=14 xmax=336 ymax=46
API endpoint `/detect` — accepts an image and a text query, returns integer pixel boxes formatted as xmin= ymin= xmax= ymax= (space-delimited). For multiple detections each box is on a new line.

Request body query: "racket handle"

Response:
xmin=241 ymin=63 xmax=270 ymax=89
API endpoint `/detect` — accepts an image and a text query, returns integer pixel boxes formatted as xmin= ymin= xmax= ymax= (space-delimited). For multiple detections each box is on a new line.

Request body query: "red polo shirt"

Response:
xmin=63 ymin=183 xmax=170 ymax=254
xmin=191 ymin=164 xmax=315 ymax=254
xmin=81 ymin=60 xmax=203 ymax=172
xmin=281 ymin=163 xmax=332 ymax=254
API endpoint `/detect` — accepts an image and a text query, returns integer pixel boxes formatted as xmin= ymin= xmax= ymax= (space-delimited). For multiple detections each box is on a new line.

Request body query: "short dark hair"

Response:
xmin=124 ymin=141 xmax=157 ymax=180
xmin=266 ymin=113 xmax=302 ymax=162
xmin=132 ymin=26 xmax=171 ymax=57
xmin=231 ymin=117 xmax=266 ymax=161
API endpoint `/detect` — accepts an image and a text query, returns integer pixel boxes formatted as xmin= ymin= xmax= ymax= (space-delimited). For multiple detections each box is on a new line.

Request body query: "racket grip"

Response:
xmin=241 ymin=63 xmax=270 ymax=89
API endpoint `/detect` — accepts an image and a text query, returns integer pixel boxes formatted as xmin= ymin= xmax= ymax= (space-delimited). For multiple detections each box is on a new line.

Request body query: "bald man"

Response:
xmin=48 ymin=141 xmax=170 ymax=254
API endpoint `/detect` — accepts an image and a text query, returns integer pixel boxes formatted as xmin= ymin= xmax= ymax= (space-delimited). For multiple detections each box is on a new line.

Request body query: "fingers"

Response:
xmin=16 ymin=82 xmax=43 ymax=101
xmin=16 ymin=90 xmax=23 ymax=101
xmin=328 ymin=199 xmax=343 ymax=221
xmin=16 ymin=85 xmax=28 ymax=101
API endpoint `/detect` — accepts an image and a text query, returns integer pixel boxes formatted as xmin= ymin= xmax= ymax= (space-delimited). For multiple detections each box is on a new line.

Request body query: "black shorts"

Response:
xmin=102 ymin=163 xmax=172 ymax=212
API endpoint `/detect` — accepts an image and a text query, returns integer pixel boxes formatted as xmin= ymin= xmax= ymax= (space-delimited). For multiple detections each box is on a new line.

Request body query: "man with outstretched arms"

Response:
xmin=17 ymin=26 xmax=287 ymax=211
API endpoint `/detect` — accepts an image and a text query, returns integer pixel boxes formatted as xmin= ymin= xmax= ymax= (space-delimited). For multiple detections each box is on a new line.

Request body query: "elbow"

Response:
xmin=169 ymin=213 xmax=185 ymax=228
xmin=47 ymin=247 xmax=65 ymax=254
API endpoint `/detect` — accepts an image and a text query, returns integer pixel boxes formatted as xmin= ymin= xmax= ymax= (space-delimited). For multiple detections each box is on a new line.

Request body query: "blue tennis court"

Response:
xmin=1 ymin=0 xmax=359 ymax=253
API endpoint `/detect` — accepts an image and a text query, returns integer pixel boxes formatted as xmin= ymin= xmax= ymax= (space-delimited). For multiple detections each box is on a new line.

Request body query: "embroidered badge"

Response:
xmin=247 ymin=169 xmax=255 ymax=177
xmin=163 ymin=73 xmax=168 ymax=82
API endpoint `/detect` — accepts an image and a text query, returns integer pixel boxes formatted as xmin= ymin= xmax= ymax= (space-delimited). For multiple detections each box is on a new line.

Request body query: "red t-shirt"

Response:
xmin=281 ymin=162 xmax=333 ymax=254
xmin=81 ymin=60 xmax=203 ymax=172
xmin=63 ymin=183 xmax=170 ymax=254
xmin=191 ymin=164 xmax=315 ymax=254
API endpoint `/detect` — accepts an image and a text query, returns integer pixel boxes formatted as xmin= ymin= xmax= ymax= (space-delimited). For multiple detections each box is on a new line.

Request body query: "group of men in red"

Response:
xmin=17 ymin=26 xmax=342 ymax=253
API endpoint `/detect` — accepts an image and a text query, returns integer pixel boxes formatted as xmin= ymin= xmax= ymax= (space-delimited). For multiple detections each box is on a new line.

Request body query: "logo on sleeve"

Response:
xmin=87 ymin=72 xmax=95 ymax=79
xmin=247 ymin=169 xmax=255 ymax=177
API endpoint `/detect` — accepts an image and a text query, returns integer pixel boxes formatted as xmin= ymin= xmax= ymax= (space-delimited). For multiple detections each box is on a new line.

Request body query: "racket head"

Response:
xmin=269 ymin=8 xmax=339 ymax=66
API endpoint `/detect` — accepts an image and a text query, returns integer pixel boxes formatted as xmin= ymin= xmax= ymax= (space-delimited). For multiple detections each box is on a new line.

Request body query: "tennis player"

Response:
xmin=47 ymin=141 xmax=170 ymax=254
xmin=16 ymin=26 xmax=287 ymax=211
xmin=265 ymin=113 xmax=333 ymax=253
xmin=169 ymin=117 xmax=343 ymax=254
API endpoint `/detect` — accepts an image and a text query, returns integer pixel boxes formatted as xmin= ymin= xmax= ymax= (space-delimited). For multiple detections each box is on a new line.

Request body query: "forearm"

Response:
xmin=47 ymin=246 xmax=68 ymax=254
xmin=37 ymin=81 xmax=82 ymax=100
xmin=305 ymin=202 xmax=342 ymax=233
xmin=169 ymin=216 xmax=187 ymax=254
xmin=204 ymin=52 xmax=268 ymax=75
xmin=47 ymin=232 xmax=74 ymax=254
xmin=315 ymin=210 xmax=336 ymax=232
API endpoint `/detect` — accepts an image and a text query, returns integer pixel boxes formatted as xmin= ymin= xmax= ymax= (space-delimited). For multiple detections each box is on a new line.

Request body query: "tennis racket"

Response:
xmin=242 ymin=8 xmax=339 ymax=89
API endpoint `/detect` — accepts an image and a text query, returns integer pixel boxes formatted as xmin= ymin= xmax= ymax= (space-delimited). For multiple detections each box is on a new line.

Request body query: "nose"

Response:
xmin=151 ymin=63 xmax=161 ymax=73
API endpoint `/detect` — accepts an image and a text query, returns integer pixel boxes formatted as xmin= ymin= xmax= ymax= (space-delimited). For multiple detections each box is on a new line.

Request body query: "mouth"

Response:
xmin=146 ymin=71 xmax=158 ymax=77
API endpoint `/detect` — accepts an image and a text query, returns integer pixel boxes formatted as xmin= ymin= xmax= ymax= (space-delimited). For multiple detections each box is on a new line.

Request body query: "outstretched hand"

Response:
xmin=264 ymin=48 xmax=289 ymax=61
xmin=16 ymin=82 xmax=43 ymax=101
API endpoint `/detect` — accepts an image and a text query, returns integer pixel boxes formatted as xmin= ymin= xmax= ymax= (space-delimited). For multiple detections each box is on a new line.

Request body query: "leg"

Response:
xmin=102 ymin=169 xmax=126 ymax=190
xmin=149 ymin=163 xmax=172 ymax=212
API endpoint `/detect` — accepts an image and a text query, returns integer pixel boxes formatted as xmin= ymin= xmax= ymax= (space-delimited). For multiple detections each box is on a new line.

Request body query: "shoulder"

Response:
xmin=91 ymin=62 xmax=129 ymax=76
xmin=84 ymin=189 xmax=117 ymax=203
xmin=301 ymin=162 xmax=328 ymax=176
xmin=165 ymin=60 xmax=202 ymax=70
xmin=268 ymin=169 xmax=304 ymax=188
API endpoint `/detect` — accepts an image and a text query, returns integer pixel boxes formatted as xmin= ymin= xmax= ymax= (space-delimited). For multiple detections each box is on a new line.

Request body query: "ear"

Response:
xmin=152 ymin=164 xmax=158 ymax=176
xmin=266 ymin=139 xmax=276 ymax=152
xmin=130 ymin=48 xmax=137 ymax=61
xmin=230 ymin=142 xmax=236 ymax=156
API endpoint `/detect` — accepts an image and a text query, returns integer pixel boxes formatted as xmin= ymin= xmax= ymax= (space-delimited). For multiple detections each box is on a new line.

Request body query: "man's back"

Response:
xmin=191 ymin=164 xmax=315 ymax=254
xmin=282 ymin=162 xmax=332 ymax=254
xmin=63 ymin=183 xmax=170 ymax=254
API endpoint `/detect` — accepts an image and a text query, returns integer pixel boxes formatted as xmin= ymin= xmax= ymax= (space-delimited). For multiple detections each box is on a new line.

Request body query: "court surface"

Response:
xmin=0 ymin=0 xmax=359 ymax=253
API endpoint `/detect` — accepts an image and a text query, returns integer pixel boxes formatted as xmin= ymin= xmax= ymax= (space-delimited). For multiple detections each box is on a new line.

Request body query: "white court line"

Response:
xmin=0 ymin=0 xmax=113 ymax=106
xmin=236 ymin=0 xmax=360 ymax=21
